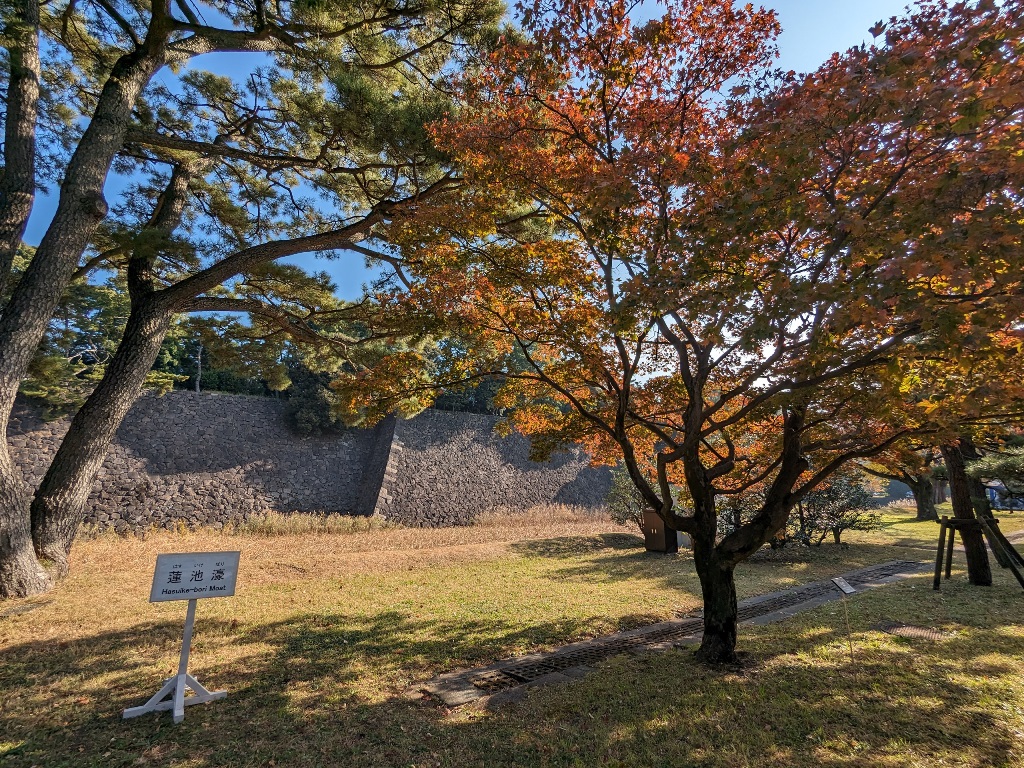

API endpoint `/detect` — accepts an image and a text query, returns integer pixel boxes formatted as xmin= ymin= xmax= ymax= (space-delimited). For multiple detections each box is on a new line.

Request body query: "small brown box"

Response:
xmin=642 ymin=511 xmax=679 ymax=553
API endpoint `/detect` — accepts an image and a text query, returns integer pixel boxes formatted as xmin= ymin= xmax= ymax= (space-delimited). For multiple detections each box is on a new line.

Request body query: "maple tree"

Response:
xmin=338 ymin=0 xmax=1024 ymax=662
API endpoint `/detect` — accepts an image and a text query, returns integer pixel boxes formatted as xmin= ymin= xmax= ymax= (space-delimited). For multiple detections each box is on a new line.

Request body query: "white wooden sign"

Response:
xmin=125 ymin=551 xmax=241 ymax=724
xmin=149 ymin=551 xmax=240 ymax=602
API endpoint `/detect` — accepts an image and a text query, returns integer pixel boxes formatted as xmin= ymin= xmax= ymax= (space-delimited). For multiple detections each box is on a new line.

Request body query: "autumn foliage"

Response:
xmin=338 ymin=0 xmax=1024 ymax=661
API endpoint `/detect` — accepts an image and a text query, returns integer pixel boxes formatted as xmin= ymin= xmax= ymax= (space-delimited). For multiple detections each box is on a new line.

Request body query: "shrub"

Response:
xmin=285 ymin=363 xmax=341 ymax=435
xmin=606 ymin=465 xmax=647 ymax=530
xmin=788 ymin=474 xmax=880 ymax=546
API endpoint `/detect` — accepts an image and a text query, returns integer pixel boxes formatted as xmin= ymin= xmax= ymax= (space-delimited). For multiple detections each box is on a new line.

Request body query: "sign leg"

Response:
xmin=122 ymin=677 xmax=177 ymax=719
xmin=125 ymin=598 xmax=226 ymax=722
xmin=172 ymin=599 xmax=198 ymax=723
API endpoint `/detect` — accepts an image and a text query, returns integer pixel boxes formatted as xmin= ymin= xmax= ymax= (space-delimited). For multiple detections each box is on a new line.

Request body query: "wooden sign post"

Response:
xmin=123 ymin=551 xmax=241 ymax=724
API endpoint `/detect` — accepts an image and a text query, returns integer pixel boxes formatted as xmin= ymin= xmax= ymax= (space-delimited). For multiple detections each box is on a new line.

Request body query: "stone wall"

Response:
xmin=375 ymin=409 xmax=611 ymax=527
xmin=7 ymin=392 xmax=610 ymax=532
xmin=9 ymin=392 xmax=374 ymax=532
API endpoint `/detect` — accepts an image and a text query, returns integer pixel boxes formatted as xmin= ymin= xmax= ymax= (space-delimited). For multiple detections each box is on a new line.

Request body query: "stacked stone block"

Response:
xmin=7 ymin=392 xmax=611 ymax=533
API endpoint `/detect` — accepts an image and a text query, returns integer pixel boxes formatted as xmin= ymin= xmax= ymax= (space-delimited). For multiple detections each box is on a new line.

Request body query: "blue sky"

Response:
xmin=25 ymin=0 xmax=916 ymax=301
xmin=770 ymin=0 xmax=913 ymax=73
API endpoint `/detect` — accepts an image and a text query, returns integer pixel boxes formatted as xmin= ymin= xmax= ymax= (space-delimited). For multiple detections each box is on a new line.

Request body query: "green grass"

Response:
xmin=0 ymin=507 xmax=1022 ymax=767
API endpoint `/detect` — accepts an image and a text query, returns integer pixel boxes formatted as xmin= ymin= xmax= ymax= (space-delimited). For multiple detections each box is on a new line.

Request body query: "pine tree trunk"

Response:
xmin=907 ymin=476 xmax=937 ymax=521
xmin=961 ymin=438 xmax=1011 ymax=568
xmin=0 ymin=31 xmax=169 ymax=594
xmin=0 ymin=29 xmax=168 ymax=433
xmin=941 ymin=442 xmax=992 ymax=586
xmin=30 ymin=300 xmax=172 ymax=575
xmin=0 ymin=441 xmax=50 ymax=597
xmin=0 ymin=0 xmax=40 ymax=295
xmin=194 ymin=341 xmax=202 ymax=392
xmin=694 ymin=550 xmax=738 ymax=664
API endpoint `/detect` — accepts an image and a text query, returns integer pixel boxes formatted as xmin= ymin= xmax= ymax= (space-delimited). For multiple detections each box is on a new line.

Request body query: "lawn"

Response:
xmin=1 ymin=507 xmax=1022 ymax=767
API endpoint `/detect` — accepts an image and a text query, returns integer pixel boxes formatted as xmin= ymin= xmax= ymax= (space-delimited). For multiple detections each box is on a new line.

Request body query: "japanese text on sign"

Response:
xmin=149 ymin=551 xmax=241 ymax=602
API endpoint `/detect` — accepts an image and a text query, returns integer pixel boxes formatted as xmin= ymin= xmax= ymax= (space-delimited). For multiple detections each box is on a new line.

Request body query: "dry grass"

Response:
xmin=474 ymin=503 xmax=611 ymax=528
xmin=1 ymin=506 xmax=1023 ymax=768
xmin=883 ymin=497 xmax=917 ymax=510
xmin=229 ymin=511 xmax=397 ymax=537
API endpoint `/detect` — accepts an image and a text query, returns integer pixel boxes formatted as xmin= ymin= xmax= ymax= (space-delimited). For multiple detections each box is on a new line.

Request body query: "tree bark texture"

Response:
xmin=0 ymin=443 xmax=50 ymax=597
xmin=0 ymin=0 xmax=40 ymax=296
xmin=907 ymin=475 xmax=938 ymax=521
xmin=941 ymin=442 xmax=992 ymax=586
xmin=961 ymin=437 xmax=1010 ymax=567
xmin=0 ymin=21 xmax=170 ymax=424
xmin=694 ymin=547 xmax=738 ymax=664
xmin=685 ymin=409 xmax=808 ymax=663
xmin=31 ymin=299 xmax=172 ymax=575
xmin=29 ymin=159 xmax=197 ymax=575
xmin=0 ymin=20 xmax=171 ymax=596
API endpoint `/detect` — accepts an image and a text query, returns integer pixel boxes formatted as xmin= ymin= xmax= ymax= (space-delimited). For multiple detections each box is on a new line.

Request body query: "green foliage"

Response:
xmin=285 ymin=361 xmax=343 ymax=436
xmin=788 ymin=475 xmax=880 ymax=546
xmin=605 ymin=464 xmax=646 ymax=531
xmin=968 ymin=448 xmax=1024 ymax=499
xmin=12 ymin=250 xmax=188 ymax=416
xmin=433 ymin=376 xmax=504 ymax=414
xmin=12 ymin=0 xmax=506 ymax=420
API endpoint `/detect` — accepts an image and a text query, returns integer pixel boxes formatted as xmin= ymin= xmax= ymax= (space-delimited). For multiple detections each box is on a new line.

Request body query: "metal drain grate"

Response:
xmin=737 ymin=582 xmax=840 ymax=621
xmin=643 ymin=619 xmax=705 ymax=641
xmin=468 ymin=670 xmax=522 ymax=692
xmin=877 ymin=622 xmax=949 ymax=641
xmin=474 ymin=619 xmax=707 ymax=689
xmin=734 ymin=561 xmax=922 ymax=623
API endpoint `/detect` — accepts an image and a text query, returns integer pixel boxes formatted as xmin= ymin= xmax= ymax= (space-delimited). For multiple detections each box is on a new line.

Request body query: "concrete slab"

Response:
xmin=482 ymin=687 xmax=527 ymax=710
xmin=560 ymin=665 xmax=597 ymax=680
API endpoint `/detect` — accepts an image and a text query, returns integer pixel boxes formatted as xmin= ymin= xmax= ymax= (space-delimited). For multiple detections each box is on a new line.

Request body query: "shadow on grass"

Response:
xmin=2 ymin=575 xmax=1023 ymax=768
xmin=511 ymin=533 xmax=646 ymax=558
xmin=510 ymin=534 xmax=940 ymax=605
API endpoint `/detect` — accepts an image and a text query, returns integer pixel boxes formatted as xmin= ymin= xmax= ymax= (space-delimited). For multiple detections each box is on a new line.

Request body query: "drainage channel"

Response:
xmin=468 ymin=618 xmax=707 ymax=692
xmin=420 ymin=559 xmax=928 ymax=704
xmin=466 ymin=560 xmax=922 ymax=693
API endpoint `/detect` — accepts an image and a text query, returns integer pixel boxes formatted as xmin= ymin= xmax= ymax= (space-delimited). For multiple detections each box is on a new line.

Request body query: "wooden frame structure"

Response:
xmin=933 ymin=515 xmax=1024 ymax=591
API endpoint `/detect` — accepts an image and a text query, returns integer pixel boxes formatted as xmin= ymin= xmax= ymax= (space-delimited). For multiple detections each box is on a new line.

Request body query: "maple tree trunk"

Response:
xmin=941 ymin=442 xmax=992 ymax=586
xmin=31 ymin=300 xmax=172 ymax=575
xmin=692 ymin=524 xmax=741 ymax=667
xmin=694 ymin=547 xmax=738 ymax=664
xmin=906 ymin=476 xmax=937 ymax=521
xmin=0 ymin=0 xmax=39 ymax=296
